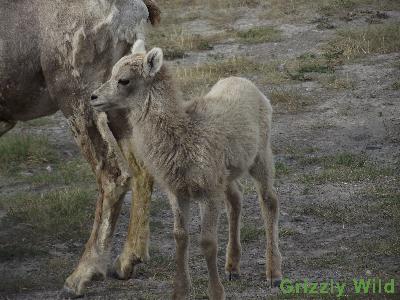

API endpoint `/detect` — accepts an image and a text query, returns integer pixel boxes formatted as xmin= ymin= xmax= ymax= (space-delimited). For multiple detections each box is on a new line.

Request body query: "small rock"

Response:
xmin=257 ymin=259 xmax=265 ymax=265
xmin=55 ymin=243 xmax=67 ymax=250
xmin=366 ymin=144 xmax=382 ymax=150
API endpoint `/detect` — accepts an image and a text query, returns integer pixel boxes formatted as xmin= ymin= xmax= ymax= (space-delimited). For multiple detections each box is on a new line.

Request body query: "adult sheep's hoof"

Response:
xmin=59 ymin=286 xmax=84 ymax=299
xmin=110 ymin=255 xmax=137 ymax=280
xmin=226 ymin=271 xmax=240 ymax=281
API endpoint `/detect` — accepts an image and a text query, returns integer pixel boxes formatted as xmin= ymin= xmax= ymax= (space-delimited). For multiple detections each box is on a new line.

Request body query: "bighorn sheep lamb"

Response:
xmin=91 ymin=40 xmax=282 ymax=299
xmin=1 ymin=0 xmax=160 ymax=296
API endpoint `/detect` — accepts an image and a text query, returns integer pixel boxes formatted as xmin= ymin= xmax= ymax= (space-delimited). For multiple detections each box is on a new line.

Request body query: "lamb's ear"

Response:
xmin=143 ymin=48 xmax=163 ymax=77
xmin=132 ymin=39 xmax=146 ymax=55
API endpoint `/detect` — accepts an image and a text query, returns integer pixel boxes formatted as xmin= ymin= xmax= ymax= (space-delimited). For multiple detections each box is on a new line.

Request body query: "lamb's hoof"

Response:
xmin=267 ymin=277 xmax=282 ymax=288
xmin=60 ymin=286 xmax=83 ymax=299
xmin=226 ymin=271 xmax=240 ymax=281
xmin=273 ymin=279 xmax=282 ymax=287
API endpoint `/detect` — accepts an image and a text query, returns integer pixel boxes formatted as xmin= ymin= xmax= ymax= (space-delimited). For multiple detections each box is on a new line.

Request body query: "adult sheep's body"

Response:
xmin=0 ymin=0 xmax=160 ymax=296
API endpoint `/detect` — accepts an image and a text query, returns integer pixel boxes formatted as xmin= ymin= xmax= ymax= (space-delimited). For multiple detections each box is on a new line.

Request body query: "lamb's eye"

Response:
xmin=118 ymin=79 xmax=130 ymax=86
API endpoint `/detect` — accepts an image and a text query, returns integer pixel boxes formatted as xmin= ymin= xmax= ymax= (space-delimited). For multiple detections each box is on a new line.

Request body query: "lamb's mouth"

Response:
xmin=91 ymin=101 xmax=115 ymax=112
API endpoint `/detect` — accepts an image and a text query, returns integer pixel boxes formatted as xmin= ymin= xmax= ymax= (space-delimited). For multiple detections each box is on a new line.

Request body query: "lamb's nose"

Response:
xmin=91 ymin=94 xmax=98 ymax=100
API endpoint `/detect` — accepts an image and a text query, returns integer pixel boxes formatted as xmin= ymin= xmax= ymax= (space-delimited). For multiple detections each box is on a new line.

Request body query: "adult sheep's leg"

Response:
xmin=63 ymin=110 xmax=131 ymax=296
xmin=199 ymin=196 xmax=225 ymax=300
xmin=113 ymin=143 xmax=154 ymax=279
xmin=249 ymin=146 xmax=282 ymax=287
xmin=170 ymin=192 xmax=191 ymax=300
xmin=0 ymin=120 xmax=16 ymax=137
xmin=224 ymin=181 xmax=242 ymax=280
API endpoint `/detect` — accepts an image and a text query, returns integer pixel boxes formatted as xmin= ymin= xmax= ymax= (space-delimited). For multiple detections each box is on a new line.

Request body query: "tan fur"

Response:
xmin=0 ymin=1 xmax=161 ymax=296
xmin=92 ymin=40 xmax=283 ymax=299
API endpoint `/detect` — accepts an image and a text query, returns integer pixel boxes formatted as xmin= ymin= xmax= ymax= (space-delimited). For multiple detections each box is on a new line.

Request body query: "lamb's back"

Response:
xmin=199 ymin=77 xmax=272 ymax=174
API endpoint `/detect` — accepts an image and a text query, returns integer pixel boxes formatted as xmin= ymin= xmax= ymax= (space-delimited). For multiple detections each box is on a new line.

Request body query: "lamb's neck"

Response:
xmin=132 ymin=83 xmax=197 ymax=186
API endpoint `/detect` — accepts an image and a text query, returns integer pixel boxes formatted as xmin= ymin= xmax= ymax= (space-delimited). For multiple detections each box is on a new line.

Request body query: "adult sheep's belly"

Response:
xmin=0 ymin=1 xmax=58 ymax=122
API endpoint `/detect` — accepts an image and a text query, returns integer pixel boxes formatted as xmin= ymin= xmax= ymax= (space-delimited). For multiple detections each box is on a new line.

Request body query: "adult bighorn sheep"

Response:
xmin=91 ymin=40 xmax=282 ymax=300
xmin=0 ymin=0 xmax=160 ymax=296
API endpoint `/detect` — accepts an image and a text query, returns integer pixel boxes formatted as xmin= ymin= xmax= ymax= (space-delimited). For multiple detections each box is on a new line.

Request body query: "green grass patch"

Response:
xmin=22 ymin=116 xmax=56 ymax=127
xmin=241 ymin=224 xmax=264 ymax=243
xmin=328 ymin=23 xmax=400 ymax=60
xmin=279 ymin=227 xmax=297 ymax=238
xmin=286 ymin=53 xmax=335 ymax=81
xmin=0 ymin=188 xmax=94 ymax=239
xmin=304 ymin=251 xmax=348 ymax=268
xmin=299 ymin=152 xmax=367 ymax=168
xmin=275 ymin=161 xmax=290 ymax=177
xmin=0 ymin=134 xmax=58 ymax=173
xmin=299 ymin=153 xmax=397 ymax=184
xmin=392 ymin=80 xmax=400 ymax=90
xmin=27 ymin=159 xmax=94 ymax=187
xmin=0 ymin=245 xmax=48 ymax=262
xmin=299 ymin=202 xmax=356 ymax=223
xmin=237 ymin=26 xmax=282 ymax=43
xmin=364 ymin=186 xmax=400 ymax=229
xmin=303 ymin=164 xmax=395 ymax=184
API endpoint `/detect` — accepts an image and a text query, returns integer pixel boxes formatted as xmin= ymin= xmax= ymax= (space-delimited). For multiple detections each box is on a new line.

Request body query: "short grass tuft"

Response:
xmin=328 ymin=23 xmax=400 ymax=60
xmin=0 ymin=134 xmax=58 ymax=173
xmin=0 ymin=188 xmax=94 ymax=239
xmin=237 ymin=26 xmax=282 ymax=44
xmin=269 ymin=88 xmax=314 ymax=112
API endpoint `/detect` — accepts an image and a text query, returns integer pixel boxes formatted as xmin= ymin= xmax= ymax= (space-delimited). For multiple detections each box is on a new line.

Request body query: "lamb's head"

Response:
xmin=90 ymin=39 xmax=163 ymax=113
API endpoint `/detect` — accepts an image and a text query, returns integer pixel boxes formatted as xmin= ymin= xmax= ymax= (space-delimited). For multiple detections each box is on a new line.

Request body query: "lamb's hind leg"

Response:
xmin=113 ymin=150 xmax=154 ymax=279
xmin=224 ymin=181 xmax=242 ymax=280
xmin=200 ymin=195 xmax=225 ymax=300
xmin=249 ymin=147 xmax=282 ymax=287
xmin=63 ymin=111 xmax=131 ymax=296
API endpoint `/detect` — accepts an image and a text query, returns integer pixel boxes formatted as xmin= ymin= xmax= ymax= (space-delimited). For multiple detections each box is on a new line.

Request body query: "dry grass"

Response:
xmin=236 ymin=26 xmax=282 ymax=43
xmin=148 ymin=24 xmax=282 ymax=60
xmin=174 ymin=56 xmax=285 ymax=99
xmin=148 ymin=26 xmax=222 ymax=59
xmin=269 ymin=88 xmax=314 ymax=112
xmin=318 ymin=73 xmax=356 ymax=90
xmin=258 ymin=0 xmax=400 ymax=21
xmin=328 ymin=23 xmax=400 ymax=60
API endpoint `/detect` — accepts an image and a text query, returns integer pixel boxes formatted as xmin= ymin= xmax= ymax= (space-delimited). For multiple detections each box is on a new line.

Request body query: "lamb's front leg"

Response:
xmin=199 ymin=196 xmax=225 ymax=300
xmin=170 ymin=192 xmax=191 ymax=300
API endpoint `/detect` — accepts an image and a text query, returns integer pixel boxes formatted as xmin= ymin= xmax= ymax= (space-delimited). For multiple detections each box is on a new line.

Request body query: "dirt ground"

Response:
xmin=1 ymin=1 xmax=399 ymax=299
